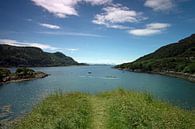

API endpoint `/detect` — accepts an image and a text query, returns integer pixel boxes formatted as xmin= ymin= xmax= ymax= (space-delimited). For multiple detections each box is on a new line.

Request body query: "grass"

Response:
xmin=13 ymin=92 xmax=92 ymax=129
xmin=12 ymin=89 xmax=195 ymax=129
xmin=104 ymin=89 xmax=195 ymax=129
xmin=90 ymin=96 xmax=107 ymax=129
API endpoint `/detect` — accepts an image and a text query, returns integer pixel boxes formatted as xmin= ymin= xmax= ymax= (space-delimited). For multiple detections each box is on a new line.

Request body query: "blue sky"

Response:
xmin=0 ymin=0 xmax=195 ymax=64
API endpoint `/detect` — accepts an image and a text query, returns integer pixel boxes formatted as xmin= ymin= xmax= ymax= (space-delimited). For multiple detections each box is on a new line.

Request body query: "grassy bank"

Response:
xmin=12 ymin=89 xmax=195 ymax=129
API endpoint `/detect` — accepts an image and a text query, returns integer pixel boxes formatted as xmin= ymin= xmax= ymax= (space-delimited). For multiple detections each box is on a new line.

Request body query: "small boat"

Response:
xmin=88 ymin=72 xmax=92 ymax=74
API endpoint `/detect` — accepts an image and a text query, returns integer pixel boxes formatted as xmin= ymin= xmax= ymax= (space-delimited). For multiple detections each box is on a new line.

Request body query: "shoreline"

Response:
xmin=117 ymin=68 xmax=195 ymax=83
xmin=0 ymin=72 xmax=49 ymax=85
xmin=155 ymin=71 xmax=195 ymax=83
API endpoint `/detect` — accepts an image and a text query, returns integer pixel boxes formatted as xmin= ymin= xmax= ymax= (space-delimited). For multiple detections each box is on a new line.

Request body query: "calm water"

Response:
xmin=0 ymin=66 xmax=195 ymax=119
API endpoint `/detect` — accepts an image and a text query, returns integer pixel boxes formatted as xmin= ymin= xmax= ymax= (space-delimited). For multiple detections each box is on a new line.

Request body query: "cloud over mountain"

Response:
xmin=0 ymin=39 xmax=58 ymax=51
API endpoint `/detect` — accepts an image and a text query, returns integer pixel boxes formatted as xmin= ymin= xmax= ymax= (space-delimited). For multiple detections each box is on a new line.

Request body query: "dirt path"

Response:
xmin=90 ymin=96 xmax=108 ymax=129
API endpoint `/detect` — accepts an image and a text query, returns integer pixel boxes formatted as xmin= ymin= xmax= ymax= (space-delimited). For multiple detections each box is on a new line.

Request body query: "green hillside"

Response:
xmin=0 ymin=45 xmax=81 ymax=67
xmin=116 ymin=34 xmax=195 ymax=74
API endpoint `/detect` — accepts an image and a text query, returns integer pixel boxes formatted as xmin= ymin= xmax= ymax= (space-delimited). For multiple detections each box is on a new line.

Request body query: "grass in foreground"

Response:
xmin=13 ymin=92 xmax=91 ymax=129
xmin=12 ymin=89 xmax=195 ymax=129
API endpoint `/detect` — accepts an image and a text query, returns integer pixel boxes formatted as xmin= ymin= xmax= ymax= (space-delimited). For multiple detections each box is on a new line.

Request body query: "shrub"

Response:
xmin=183 ymin=63 xmax=195 ymax=73
xmin=176 ymin=64 xmax=186 ymax=72
xmin=0 ymin=68 xmax=11 ymax=81
xmin=15 ymin=67 xmax=35 ymax=78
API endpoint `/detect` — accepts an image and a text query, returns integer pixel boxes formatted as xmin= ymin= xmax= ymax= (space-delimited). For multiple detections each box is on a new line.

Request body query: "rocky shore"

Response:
xmin=1 ymin=72 xmax=48 ymax=84
xmin=117 ymin=68 xmax=195 ymax=83
xmin=0 ymin=72 xmax=48 ymax=85
xmin=156 ymin=71 xmax=195 ymax=83
xmin=0 ymin=68 xmax=49 ymax=85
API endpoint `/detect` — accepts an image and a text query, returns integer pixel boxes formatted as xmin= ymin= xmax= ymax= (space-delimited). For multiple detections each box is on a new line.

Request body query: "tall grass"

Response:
xmin=104 ymin=89 xmax=195 ymax=129
xmin=13 ymin=92 xmax=91 ymax=129
xmin=12 ymin=89 xmax=195 ymax=129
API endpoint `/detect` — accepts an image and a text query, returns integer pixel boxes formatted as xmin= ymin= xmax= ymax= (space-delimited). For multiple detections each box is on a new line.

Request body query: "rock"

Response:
xmin=2 ymin=76 xmax=10 ymax=82
xmin=35 ymin=72 xmax=49 ymax=78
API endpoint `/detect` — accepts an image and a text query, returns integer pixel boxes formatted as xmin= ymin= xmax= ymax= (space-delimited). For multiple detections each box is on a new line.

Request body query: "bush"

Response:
xmin=15 ymin=67 xmax=35 ymax=77
xmin=0 ymin=68 xmax=11 ymax=81
xmin=183 ymin=63 xmax=195 ymax=73
xmin=176 ymin=64 xmax=186 ymax=72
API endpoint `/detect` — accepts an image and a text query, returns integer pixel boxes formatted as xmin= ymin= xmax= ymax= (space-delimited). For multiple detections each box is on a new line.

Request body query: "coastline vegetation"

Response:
xmin=0 ymin=68 xmax=11 ymax=82
xmin=115 ymin=34 xmax=195 ymax=82
xmin=115 ymin=34 xmax=195 ymax=72
xmin=0 ymin=67 xmax=48 ymax=84
xmin=12 ymin=89 xmax=195 ymax=129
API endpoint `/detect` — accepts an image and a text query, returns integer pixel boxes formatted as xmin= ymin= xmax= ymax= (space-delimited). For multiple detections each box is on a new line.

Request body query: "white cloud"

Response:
xmin=146 ymin=23 xmax=170 ymax=29
xmin=31 ymin=0 xmax=80 ymax=18
xmin=31 ymin=0 xmax=111 ymax=18
xmin=129 ymin=23 xmax=170 ymax=36
xmin=0 ymin=39 xmax=59 ymax=51
xmin=0 ymin=39 xmax=80 ymax=54
xmin=129 ymin=29 xmax=161 ymax=36
xmin=144 ymin=0 xmax=174 ymax=11
xmin=39 ymin=31 xmax=104 ymax=37
xmin=93 ymin=4 xmax=146 ymax=29
xmin=106 ymin=24 xmax=130 ymax=29
xmin=84 ymin=0 xmax=112 ymax=5
xmin=39 ymin=23 xmax=61 ymax=29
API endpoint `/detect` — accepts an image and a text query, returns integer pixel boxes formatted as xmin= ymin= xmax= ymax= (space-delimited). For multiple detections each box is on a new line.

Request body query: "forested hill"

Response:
xmin=0 ymin=44 xmax=81 ymax=67
xmin=116 ymin=34 xmax=195 ymax=74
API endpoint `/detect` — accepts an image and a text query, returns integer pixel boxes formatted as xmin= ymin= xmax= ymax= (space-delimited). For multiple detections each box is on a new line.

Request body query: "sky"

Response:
xmin=0 ymin=0 xmax=195 ymax=64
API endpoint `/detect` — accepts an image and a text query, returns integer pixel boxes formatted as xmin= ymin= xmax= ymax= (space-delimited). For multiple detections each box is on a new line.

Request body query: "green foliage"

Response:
xmin=176 ymin=64 xmax=187 ymax=72
xmin=12 ymin=89 xmax=195 ymax=129
xmin=13 ymin=92 xmax=91 ymax=129
xmin=104 ymin=90 xmax=195 ymax=129
xmin=183 ymin=63 xmax=195 ymax=73
xmin=0 ymin=45 xmax=79 ymax=67
xmin=0 ymin=68 xmax=11 ymax=81
xmin=138 ymin=34 xmax=195 ymax=61
xmin=15 ymin=67 xmax=35 ymax=78
xmin=117 ymin=34 xmax=195 ymax=74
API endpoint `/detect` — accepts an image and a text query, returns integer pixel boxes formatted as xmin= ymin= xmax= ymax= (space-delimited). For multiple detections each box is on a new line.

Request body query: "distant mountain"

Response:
xmin=116 ymin=34 xmax=195 ymax=74
xmin=0 ymin=44 xmax=82 ymax=67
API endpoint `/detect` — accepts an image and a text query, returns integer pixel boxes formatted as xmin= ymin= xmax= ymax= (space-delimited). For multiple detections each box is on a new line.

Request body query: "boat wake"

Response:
xmin=79 ymin=75 xmax=119 ymax=80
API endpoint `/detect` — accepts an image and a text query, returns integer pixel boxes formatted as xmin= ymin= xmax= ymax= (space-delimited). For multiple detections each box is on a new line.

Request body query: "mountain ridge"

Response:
xmin=136 ymin=34 xmax=195 ymax=62
xmin=115 ymin=34 xmax=195 ymax=81
xmin=0 ymin=44 xmax=83 ymax=67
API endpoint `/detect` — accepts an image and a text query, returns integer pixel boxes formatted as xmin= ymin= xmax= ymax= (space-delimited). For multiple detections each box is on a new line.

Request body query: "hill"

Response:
xmin=0 ymin=44 xmax=81 ymax=67
xmin=116 ymin=34 xmax=195 ymax=75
